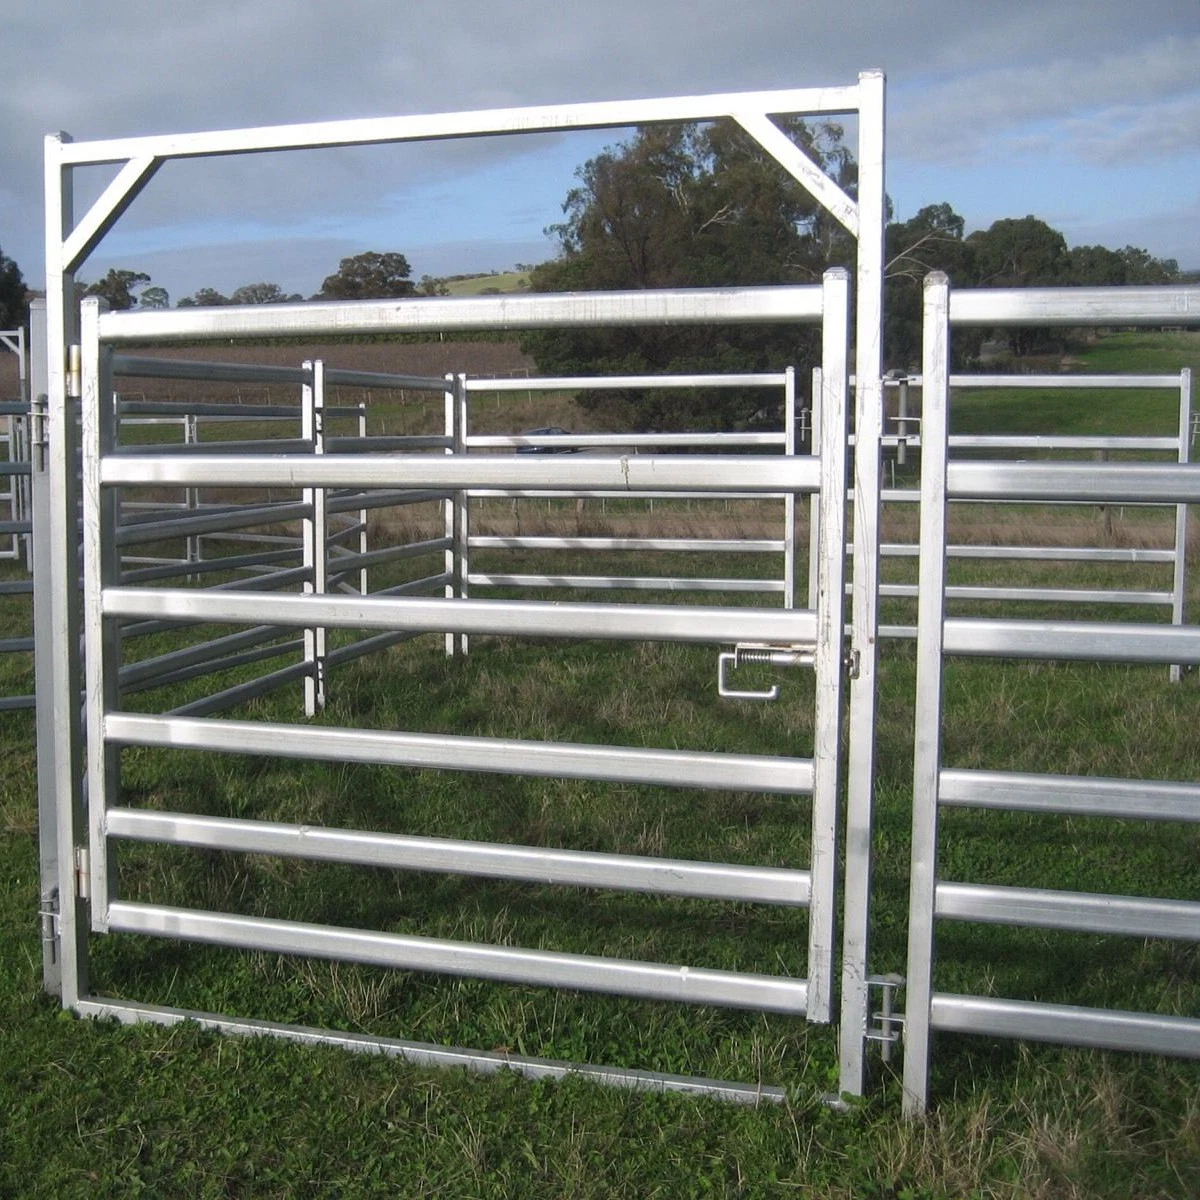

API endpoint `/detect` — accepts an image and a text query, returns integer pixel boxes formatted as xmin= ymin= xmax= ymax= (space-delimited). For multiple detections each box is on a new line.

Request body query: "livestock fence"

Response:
xmin=873 ymin=370 xmax=1192 ymax=679
xmin=902 ymin=275 xmax=1200 ymax=1113
xmin=457 ymin=369 xmax=805 ymax=632
xmin=29 ymin=79 xmax=1200 ymax=1112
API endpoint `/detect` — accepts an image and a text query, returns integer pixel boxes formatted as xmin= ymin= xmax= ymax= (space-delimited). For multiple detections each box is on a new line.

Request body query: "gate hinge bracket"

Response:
xmin=74 ymin=847 xmax=91 ymax=902
xmin=845 ymin=648 xmax=861 ymax=679
xmin=31 ymin=393 xmax=49 ymax=471
xmin=67 ymin=345 xmax=82 ymax=400
xmin=718 ymin=642 xmax=815 ymax=702
xmin=38 ymin=886 xmax=60 ymax=961
xmin=864 ymin=973 xmax=905 ymax=1063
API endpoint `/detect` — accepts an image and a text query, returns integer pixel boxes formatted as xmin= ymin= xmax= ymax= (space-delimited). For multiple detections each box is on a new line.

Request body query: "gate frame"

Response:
xmin=40 ymin=78 xmax=888 ymax=1099
xmin=77 ymin=275 xmax=849 ymax=1103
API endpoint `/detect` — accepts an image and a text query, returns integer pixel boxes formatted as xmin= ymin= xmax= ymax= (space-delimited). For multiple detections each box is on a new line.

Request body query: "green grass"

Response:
xmin=1 ymin=330 xmax=1198 ymax=1196
xmin=441 ymin=271 xmax=532 ymax=297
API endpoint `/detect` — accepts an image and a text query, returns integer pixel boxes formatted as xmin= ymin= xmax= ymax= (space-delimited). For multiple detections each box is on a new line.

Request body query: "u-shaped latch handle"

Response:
xmin=717 ymin=643 xmax=815 ymax=701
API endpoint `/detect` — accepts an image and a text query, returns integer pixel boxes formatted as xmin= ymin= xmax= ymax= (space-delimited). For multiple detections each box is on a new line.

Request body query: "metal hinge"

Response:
xmin=38 ymin=886 xmax=60 ymax=962
xmin=74 ymin=846 xmax=91 ymax=902
xmin=718 ymin=642 xmax=815 ymax=701
xmin=845 ymin=648 xmax=861 ymax=679
xmin=31 ymin=393 xmax=49 ymax=471
xmin=864 ymin=973 xmax=905 ymax=1063
xmin=67 ymin=344 xmax=82 ymax=399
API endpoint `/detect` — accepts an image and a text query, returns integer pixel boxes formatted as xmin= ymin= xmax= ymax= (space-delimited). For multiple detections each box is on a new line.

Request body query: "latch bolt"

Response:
xmin=718 ymin=642 xmax=815 ymax=701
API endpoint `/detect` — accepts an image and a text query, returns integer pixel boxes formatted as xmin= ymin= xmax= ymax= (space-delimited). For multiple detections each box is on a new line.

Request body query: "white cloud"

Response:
xmin=3 ymin=1 xmax=1199 ymax=287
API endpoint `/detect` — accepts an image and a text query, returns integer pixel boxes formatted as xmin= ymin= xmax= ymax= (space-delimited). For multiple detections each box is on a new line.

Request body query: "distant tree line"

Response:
xmin=521 ymin=121 xmax=1184 ymax=430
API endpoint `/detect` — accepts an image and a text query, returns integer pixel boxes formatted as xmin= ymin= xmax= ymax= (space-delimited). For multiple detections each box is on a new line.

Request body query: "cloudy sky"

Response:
xmin=2 ymin=1 xmax=1198 ymax=302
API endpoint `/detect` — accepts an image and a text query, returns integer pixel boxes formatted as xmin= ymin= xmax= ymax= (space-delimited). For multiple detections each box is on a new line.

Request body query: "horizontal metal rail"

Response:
xmin=118 ymin=400 xmax=301 ymax=419
xmin=949 ymin=286 xmax=1200 ymax=327
xmin=467 ymin=433 xmax=786 ymax=449
xmin=100 ymin=453 xmax=822 ymax=494
xmin=470 ymin=536 xmax=784 ymax=554
xmin=942 ymin=617 xmax=1200 ymax=665
xmin=929 ymin=994 xmax=1200 ymax=1058
xmin=112 ymin=355 xmax=311 ymax=384
xmin=324 ymin=629 xmax=421 ymax=669
xmin=102 ymin=588 xmax=819 ymax=645
xmin=96 ymin=285 xmax=826 ymax=344
xmin=167 ymin=660 xmax=314 ymax=718
xmin=469 ymin=574 xmax=786 ymax=594
xmin=938 ymin=768 xmax=1200 ymax=822
xmin=105 ymin=808 xmax=812 ymax=905
xmin=881 ymin=584 xmax=1173 ymax=606
xmin=104 ymin=902 xmax=811 ymax=1014
xmin=934 ymin=882 xmax=1200 ymax=940
xmin=920 ymin=372 xmax=1185 ymax=390
xmin=325 ymin=435 xmax=452 ymax=453
xmin=62 ymin=84 xmax=863 ymax=165
xmin=118 ymin=438 xmax=314 ymax=457
xmin=121 ymin=547 xmax=302 ymax=585
xmin=115 ymin=501 xmax=311 ymax=547
xmin=946 ymin=435 xmax=1178 ymax=452
xmin=323 ymin=367 xmax=448 ymax=391
xmin=880 ymin=543 xmax=1176 ymax=564
xmin=463 ymin=372 xmax=790 ymax=392
xmin=326 ymin=489 xmax=450 ymax=516
xmin=119 ymin=625 xmax=298 ymax=688
xmin=948 ymin=460 xmax=1200 ymax=504
xmin=105 ymin=712 xmax=816 ymax=795
xmin=72 ymin=998 xmax=788 ymax=1104
xmin=467 ymin=490 xmax=785 ymax=501
xmin=121 ymin=638 xmax=305 ymax=695
xmin=327 ymin=537 xmax=451 ymax=574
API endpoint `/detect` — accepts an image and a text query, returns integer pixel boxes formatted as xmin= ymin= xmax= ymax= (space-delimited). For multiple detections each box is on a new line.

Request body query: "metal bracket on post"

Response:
xmin=717 ymin=642 xmax=815 ymax=701
xmin=863 ymin=973 xmax=905 ymax=1064
xmin=74 ymin=846 xmax=91 ymax=902
xmin=67 ymin=345 xmax=82 ymax=400
xmin=31 ymin=394 xmax=49 ymax=472
xmin=38 ymin=886 xmax=60 ymax=965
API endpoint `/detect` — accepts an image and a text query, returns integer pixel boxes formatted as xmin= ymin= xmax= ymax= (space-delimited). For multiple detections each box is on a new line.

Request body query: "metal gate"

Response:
xmin=69 ymin=273 xmax=850 ymax=1102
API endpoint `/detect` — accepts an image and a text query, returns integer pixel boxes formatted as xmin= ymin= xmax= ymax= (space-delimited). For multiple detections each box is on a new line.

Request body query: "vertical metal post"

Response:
xmin=453 ymin=373 xmax=470 ymax=656
xmin=807 ymin=368 xmax=822 ymax=612
xmin=783 ymin=365 xmax=796 ymax=610
xmin=807 ymin=268 xmax=851 ymax=1023
xmin=358 ymin=402 xmax=368 ymax=594
xmin=1170 ymin=367 xmax=1191 ymax=684
xmin=839 ymin=67 xmax=887 ymax=1097
xmin=184 ymin=410 xmax=199 ymax=576
xmin=443 ymin=375 xmax=456 ymax=657
xmin=902 ymin=272 xmax=952 ymax=1115
xmin=302 ymin=360 xmax=327 ymax=715
xmin=30 ymin=301 xmax=62 ymax=995
xmin=41 ymin=135 xmax=89 ymax=1006
xmin=15 ymin=327 xmax=32 ymax=567
xmin=80 ymin=298 xmax=120 ymax=932
xmin=896 ymin=376 xmax=909 ymax=468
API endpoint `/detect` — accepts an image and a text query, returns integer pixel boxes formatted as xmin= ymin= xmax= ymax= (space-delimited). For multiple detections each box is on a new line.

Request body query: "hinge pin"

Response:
xmin=74 ymin=846 xmax=91 ymax=902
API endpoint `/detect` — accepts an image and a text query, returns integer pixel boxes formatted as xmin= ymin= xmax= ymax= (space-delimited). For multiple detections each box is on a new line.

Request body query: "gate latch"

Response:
xmin=717 ymin=642 xmax=815 ymax=701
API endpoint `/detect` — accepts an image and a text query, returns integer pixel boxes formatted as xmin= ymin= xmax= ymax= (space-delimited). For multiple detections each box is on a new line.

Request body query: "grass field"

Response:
xmin=0 ymin=331 xmax=1198 ymax=1196
xmin=441 ymin=271 xmax=532 ymax=297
